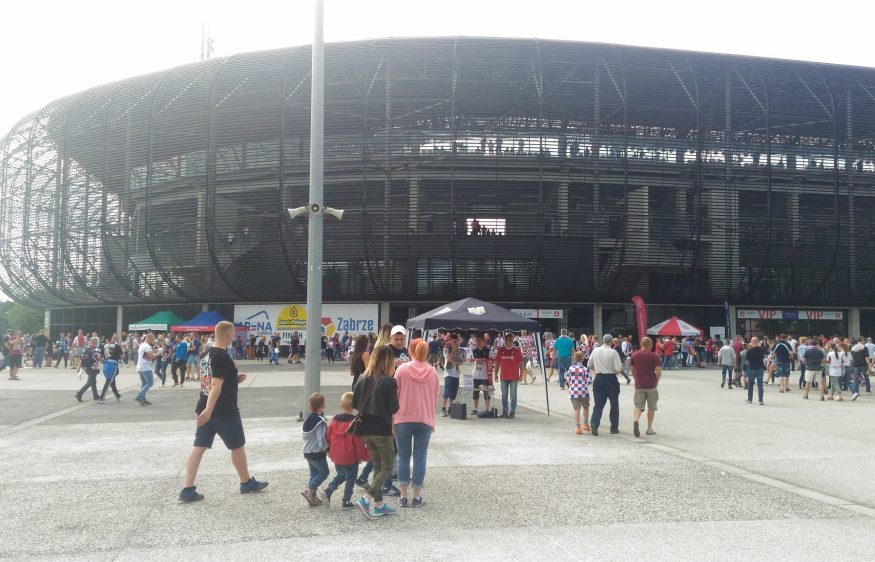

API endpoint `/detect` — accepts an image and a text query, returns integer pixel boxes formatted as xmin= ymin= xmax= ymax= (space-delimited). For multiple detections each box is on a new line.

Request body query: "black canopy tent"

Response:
xmin=405 ymin=298 xmax=552 ymax=415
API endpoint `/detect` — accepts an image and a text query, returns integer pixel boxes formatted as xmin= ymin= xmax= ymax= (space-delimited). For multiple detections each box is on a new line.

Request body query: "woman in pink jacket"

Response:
xmin=393 ymin=338 xmax=440 ymax=508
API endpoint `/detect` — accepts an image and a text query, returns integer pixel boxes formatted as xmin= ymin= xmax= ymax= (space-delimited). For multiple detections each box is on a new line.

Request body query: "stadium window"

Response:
xmin=467 ymin=217 xmax=506 ymax=236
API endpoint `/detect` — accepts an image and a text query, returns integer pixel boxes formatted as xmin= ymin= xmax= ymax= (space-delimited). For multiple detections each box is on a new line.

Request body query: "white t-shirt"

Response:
xmin=137 ymin=342 xmax=154 ymax=371
xmin=826 ymin=351 xmax=845 ymax=377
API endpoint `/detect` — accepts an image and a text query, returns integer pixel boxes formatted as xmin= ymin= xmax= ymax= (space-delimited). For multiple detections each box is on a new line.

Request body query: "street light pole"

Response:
xmin=305 ymin=0 xmax=325 ymax=404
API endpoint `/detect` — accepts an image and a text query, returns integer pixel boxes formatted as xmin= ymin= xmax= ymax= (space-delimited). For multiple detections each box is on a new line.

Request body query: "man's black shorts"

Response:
xmin=194 ymin=412 xmax=246 ymax=450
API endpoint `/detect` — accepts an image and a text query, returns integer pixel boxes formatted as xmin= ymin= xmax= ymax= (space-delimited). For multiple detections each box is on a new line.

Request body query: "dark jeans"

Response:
xmin=799 ymin=364 xmax=806 ymax=388
xmin=326 ymin=463 xmax=358 ymax=502
xmin=171 ymin=360 xmax=187 ymax=385
xmin=852 ymin=366 xmax=870 ymax=394
xmin=842 ymin=366 xmax=852 ymax=391
xmin=362 ymin=435 xmax=394 ymax=503
xmin=76 ymin=370 xmax=99 ymax=400
xmin=306 ymin=455 xmax=330 ymax=490
xmin=557 ymin=355 xmax=572 ymax=388
xmin=590 ymin=374 xmax=620 ymax=431
xmin=100 ymin=377 xmax=120 ymax=400
xmin=721 ymin=365 xmax=733 ymax=384
xmin=747 ymin=369 xmax=764 ymax=402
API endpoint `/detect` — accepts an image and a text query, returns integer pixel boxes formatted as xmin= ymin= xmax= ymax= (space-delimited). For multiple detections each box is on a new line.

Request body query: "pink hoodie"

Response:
xmin=394 ymin=360 xmax=440 ymax=429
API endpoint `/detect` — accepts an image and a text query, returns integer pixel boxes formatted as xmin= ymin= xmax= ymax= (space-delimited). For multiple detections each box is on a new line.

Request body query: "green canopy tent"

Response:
xmin=128 ymin=311 xmax=187 ymax=332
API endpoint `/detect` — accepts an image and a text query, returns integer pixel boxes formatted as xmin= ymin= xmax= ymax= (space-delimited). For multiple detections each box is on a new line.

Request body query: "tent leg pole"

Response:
xmin=536 ymin=333 xmax=549 ymax=416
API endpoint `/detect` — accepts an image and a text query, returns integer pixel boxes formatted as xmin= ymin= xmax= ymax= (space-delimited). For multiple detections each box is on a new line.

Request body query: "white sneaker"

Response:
xmin=852 ymin=393 xmax=859 ymax=401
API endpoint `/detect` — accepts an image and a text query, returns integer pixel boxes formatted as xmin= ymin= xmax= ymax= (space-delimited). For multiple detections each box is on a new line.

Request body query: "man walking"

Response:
xmin=98 ymin=335 xmax=123 ymax=403
xmin=32 ymin=330 xmax=48 ymax=368
xmin=135 ymin=333 xmax=156 ymax=406
xmin=745 ymin=337 xmax=767 ymax=405
xmin=587 ymin=334 xmax=623 ymax=436
xmin=75 ymin=337 xmax=101 ymax=402
xmin=718 ymin=339 xmax=737 ymax=389
xmin=554 ymin=329 xmax=575 ymax=390
xmin=178 ymin=321 xmax=268 ymax=502
xmin=630 ymin=337 xmax=662 ymax=437
xmin=494 ymin=332 xmax=524 ymax=419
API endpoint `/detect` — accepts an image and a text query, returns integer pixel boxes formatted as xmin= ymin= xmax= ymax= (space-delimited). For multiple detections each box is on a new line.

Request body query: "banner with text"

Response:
xmin=631 ymin=296 xmax=647 ymax=344
xmin=234 ymin=304 xmax=378 ymax=345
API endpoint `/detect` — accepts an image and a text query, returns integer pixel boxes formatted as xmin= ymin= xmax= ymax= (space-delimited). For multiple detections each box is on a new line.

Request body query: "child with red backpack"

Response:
xmin=320 ymin=391 xmax=370 ymax=509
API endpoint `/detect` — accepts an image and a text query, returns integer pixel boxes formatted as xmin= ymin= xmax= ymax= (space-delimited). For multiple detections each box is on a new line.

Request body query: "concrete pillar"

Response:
xmin=728 ymin=305 xmax=737 ymax=339
xmin=849 ymin=307 xmax=861 ymax=338
xmin=593 ymin=304 xmax=603 ymax=337
xmin=116 ymin=305 xmax=123 ymax=336
xmin=788 ymin=192 xmax=799 ymax=244
xmin=409 ymin=177 xmax=419 ymax=233
xmin=558 ymin=180 xmax=569 ymax=236
xmin=380 ymin=301 xmax=390 ymax=326
xmin=202 ymin=303 xmax=209 ymax=312
xmin=44 ymin=310 xmax=51 ymax=332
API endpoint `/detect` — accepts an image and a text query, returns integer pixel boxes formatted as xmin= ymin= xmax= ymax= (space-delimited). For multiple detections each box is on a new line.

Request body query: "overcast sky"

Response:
xmin=2 ymin=0 xmax=875 ymax=301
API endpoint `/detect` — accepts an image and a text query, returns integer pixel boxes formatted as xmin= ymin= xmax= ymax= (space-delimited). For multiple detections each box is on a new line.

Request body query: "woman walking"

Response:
xmin=352 ymin=345 xmax=400 ymax=519
xmin=349 ymin=334 xmax=370 ymax=390
xmin=393 ymin=339 xmax=439 ymax=508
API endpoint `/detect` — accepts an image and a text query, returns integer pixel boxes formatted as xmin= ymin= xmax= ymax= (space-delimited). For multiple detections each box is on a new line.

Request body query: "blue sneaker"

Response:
xmin=356 ymin=496 xmax=371 ymax=520
xmin=178 ymin=487 xmax=204 ymax=503
xmin=240 ymin=477 xmax=269 ymax=494
xmin=372 ymin=503 xmax=398 ymax=517
xmin=411 ymin=497 xmax=425 ymax=508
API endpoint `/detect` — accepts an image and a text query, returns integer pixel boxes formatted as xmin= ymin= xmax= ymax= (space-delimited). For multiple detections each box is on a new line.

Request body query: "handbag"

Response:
xmin=346 ymin=378 xmax=374 ymax=436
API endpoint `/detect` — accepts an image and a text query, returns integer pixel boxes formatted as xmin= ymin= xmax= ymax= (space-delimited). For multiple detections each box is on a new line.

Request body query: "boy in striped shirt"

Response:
xmin=567 ymin=351 xmax=592 ymax=434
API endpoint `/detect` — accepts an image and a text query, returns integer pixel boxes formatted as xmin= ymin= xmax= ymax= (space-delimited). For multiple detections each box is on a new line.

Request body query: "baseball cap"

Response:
xmin=390 ymin=325 xmax=406 ymax=336
xmin=602 ymin=334 xmax=613 ymax=342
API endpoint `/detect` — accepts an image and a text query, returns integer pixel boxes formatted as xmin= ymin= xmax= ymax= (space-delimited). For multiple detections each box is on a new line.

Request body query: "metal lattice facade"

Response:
xmin=3 ymin=37 xmax=875 ymax=309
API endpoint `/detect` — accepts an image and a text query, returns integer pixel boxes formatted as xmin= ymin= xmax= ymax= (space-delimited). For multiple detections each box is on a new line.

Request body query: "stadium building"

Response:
xmin=2 ymin=37 xmax=875 ymax=340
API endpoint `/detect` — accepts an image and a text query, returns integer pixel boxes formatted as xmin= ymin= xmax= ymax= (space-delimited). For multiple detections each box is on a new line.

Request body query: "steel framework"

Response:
xmin=2 ymin=37 xmax=875 ymax=309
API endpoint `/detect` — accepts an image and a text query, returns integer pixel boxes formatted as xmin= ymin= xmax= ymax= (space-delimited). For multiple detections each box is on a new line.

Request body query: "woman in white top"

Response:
xmin=825 ymin=339 xmax=847 ymax=401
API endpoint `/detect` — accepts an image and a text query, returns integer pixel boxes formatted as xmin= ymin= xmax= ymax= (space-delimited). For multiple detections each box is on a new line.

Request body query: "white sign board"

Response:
xmin=234 ymin=304 xmax=378 ymax=345
xmin=510 ymin=308 xmax=564 ymax=319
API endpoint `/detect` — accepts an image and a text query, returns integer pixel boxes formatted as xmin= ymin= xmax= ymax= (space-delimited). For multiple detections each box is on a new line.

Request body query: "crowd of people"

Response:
xmin=8 ymin=318 xmax=873 ymax=520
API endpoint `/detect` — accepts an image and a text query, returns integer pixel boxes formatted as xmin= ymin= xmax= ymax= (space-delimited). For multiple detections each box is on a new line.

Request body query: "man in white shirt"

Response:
xmin=718 ymin=341 xmax=737 ymax=389
xmin=135 ymin=333 xmax=156 ymax=406
xmin=587 ymin=334 xmax=624 ymax=436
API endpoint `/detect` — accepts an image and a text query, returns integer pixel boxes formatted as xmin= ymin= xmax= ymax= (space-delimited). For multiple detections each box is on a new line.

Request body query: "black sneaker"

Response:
xmin=341 ymin=499 xmax=356 ymax=510
xmin=470 ymin=410 xmax=478 ymax=416
xmin=591 ymin=426 xmax=599 ymax=436
xmin=633 ymin=421 xmax=640 ymax=437
xmin=383 ymin=485 xmax=401 ymax=497
xmin=508 ymin=412 xmax=515 ymax=419
xmin=610 ymin=429 xmax=620 ymax=434
xmin=354 ymin=478 xmax=370 ymax=490
xmin=178 ymin=487 xmax=204 ymax=503
xmin=499 ymin=412 xmax=508 ymax=418
xmin=411 ymin=497 xmax=425 ymax=508
xmin=398 ymin=497 xmax=409 ymax=508
xmin=74 ymin=393 xmax=83 ymax=402
xmin=240 ymin=477 xmax=269 ymax=494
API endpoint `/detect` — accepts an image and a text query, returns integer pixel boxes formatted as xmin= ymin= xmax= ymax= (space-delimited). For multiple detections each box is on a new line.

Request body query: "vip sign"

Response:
xmin=799 ymin=310 xmax=843 ymax=320
xmin=737 ymin=309 xmax=782 ymax=319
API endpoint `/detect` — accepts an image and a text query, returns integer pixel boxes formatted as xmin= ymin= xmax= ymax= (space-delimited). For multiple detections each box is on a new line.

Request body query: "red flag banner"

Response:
xmin=631 ymin=296 xmax=647 ymax=344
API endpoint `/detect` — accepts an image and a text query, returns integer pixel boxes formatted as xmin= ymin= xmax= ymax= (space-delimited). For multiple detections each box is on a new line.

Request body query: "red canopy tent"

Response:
xmin=646 ymin=316 xmax=703 ymax=337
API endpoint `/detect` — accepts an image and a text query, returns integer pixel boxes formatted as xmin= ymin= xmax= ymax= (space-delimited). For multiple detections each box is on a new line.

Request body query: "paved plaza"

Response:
xmin=3 ymin=362 xmax=875 ymax=561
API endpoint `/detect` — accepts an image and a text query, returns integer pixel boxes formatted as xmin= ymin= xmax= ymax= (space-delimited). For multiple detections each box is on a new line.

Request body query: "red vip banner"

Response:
xmin=631 ymin=295 xmax=647 ymax=344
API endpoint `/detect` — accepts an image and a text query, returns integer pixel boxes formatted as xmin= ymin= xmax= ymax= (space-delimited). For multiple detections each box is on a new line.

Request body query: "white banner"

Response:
xmin=799 ymin=310 xmax=843 ymax=320
xmin=510 ymin=308 xmax=564 ymax=319
xmin=234 ymin=304 xmax=378 ymax=345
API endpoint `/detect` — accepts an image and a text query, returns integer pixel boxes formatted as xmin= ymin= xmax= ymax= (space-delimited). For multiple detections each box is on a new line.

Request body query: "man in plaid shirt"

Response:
xmin=566 ymin=351 xmax=592 ymax=434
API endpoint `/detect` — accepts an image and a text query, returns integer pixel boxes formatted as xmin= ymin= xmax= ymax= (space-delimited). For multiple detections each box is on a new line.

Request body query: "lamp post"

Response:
xmin=287 ymin=0 xmax=344 ymax=407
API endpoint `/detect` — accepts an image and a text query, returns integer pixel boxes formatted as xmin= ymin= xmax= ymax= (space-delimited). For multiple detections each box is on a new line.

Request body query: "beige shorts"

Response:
xmin=634 ymin=389 xmax=659 ymax=411
xmin=803 ymin=369 xmax=823 ymax=383
xmin=570 ymin=395 xmax=590 ymax=410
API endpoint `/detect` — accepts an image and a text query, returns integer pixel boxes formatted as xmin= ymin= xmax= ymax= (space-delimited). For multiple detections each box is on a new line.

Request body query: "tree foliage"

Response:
xmin=2 ymin=303 xmax=44 ymax=333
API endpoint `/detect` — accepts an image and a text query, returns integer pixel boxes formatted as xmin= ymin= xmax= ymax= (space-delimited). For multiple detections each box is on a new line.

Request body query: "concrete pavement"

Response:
xmin=2 ymin=362 xmax=875 ymax=561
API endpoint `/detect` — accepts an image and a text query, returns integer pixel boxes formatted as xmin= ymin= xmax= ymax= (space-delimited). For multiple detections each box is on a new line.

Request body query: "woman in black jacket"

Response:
xmin=352 ymin=345 xmax=399 ymax=519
